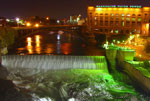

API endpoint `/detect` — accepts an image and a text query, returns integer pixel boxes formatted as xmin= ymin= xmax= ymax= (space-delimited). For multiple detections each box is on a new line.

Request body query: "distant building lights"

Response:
xmin=35 ymin=23 xmax=39 ymax=28
xmin=146 ymin=24 xmax=149 ymax=30
xmin=6 ymin=19 xmax=10 ymax=22
xmin=57 ymin=20 xmax=60 ymax=24
xmin=46 ymin=17 xmax=49 ymax=20
xmin=16 ymin=18 xmax=20 ymax=22
xmin=26 ymin=22 xmax=31 ymax=27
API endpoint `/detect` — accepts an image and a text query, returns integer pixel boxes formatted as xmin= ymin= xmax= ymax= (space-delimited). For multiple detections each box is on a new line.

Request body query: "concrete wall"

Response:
xmin=106 ymin=48 xmax=150 ymax=93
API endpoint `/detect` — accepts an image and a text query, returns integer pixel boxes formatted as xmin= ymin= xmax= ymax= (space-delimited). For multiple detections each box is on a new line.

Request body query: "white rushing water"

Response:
xmin=2 ymin=55 xmax=108 ymax=72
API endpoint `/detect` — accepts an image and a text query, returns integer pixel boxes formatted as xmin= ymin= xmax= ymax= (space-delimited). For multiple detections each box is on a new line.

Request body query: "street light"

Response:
xmin=46 ymin=17 xmax=49 ymax=20
xmin=16 ymin=18 xmax=20 ymax=27
xmin=35 ymin=23 xmax=39 ymax=28
xmin=16 ymin=18 xmax=20 ymax=22
xmin=26 ymin=22 xmax=31 ymax=27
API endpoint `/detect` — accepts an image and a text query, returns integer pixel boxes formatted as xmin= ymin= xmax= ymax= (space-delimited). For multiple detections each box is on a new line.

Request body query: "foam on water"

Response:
xmin=2 ymin=55 xmax=108 ymax=72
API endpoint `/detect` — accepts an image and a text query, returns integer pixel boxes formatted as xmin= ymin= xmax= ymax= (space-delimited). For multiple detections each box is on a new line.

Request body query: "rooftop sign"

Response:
xmin=96 ymin=5 xmax=142 ymax=8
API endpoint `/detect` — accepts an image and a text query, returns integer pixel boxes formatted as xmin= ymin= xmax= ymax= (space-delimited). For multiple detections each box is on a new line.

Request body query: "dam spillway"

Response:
xmin=2 ymin=55 xmax=108 ymax=72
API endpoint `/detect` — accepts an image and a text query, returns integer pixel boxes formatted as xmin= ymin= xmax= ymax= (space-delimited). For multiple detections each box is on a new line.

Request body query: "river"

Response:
xmin=4 ymin=30 xmax=149 ymax=101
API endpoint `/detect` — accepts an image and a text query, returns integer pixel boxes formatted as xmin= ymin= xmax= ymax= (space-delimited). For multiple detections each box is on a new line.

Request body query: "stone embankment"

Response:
xmin=106 ymin=46 xmax=150 ymax=93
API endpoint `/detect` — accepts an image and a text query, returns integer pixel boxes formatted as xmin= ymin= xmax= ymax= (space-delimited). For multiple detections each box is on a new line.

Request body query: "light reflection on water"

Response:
xmin=26 ymin=37 xmax=33 ymax=54
xmin=11 ymin=31 xmax=105 ymax=56
xmin=26 ymin=35 xmax=42 ymax=54
xmin=35 ymin=35 xmax=41 ymax=54
xmin=16 ymin=32 xmax=82 ymax=55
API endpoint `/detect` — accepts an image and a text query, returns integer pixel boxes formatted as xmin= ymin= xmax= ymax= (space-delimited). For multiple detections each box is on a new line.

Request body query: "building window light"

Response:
xmin=127 ymin=14 xmax=130 ymax=16
xmin=132 ymin=18 xmax=135 ymax=21
xmin=126 ymin=17 xmax=130 ymax=21
xmin=121 ymin=17 xmax=125 ymax=20
xmin=121 ymin=14 xmax=125 ymax=16
xmin=110 ymin=30 xmax=113 ymax=33
xmin=137 ymin=18 xmax=141 ymax=22
xmin=111 ymin=13 xmax=114 ymax=16
xmin=121 ymin=21 xmax=125 ymax=26
xmin=115 ymin=29 xmax=119 ymax=34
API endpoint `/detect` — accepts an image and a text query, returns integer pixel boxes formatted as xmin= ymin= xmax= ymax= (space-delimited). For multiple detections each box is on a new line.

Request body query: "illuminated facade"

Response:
xmin=87 ymin=5 xmax=150 ymax=36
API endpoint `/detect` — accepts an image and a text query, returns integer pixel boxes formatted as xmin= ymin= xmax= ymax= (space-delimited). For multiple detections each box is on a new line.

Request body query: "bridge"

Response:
xmin=13 ymin=25 xmax=85 ymax=38
xmin=2 ymin=55 xmax=108 ymax=73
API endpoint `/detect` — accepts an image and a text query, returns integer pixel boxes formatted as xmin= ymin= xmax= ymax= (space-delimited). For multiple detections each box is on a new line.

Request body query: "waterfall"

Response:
xmin=2 ymin=55 xmax=108 ymax=72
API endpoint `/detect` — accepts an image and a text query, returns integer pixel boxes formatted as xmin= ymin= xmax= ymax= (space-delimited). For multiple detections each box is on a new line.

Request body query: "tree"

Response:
xmin=0 ymin=27 xmax=16 ymax=64
xmin=0 ymin=27 xmax=15 ymax=48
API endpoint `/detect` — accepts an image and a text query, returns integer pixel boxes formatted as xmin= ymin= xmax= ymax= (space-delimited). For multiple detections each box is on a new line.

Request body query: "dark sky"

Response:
xmin=0 ymin=0 xmax=149 ymax=19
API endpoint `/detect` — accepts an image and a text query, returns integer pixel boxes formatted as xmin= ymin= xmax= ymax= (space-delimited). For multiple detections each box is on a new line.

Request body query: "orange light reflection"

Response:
xmin=26 ymin=37 xmax=33 ymax=54
xmin=35 ymin=35 xmax=41 ymax=54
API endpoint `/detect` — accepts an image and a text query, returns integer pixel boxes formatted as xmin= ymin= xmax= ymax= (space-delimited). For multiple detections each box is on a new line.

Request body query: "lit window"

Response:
xmin=111 ymin=14 xmax=114 ymax=16
xmin=126 ymin=17 xmax=130 ymax=21
xmin=137 ymin=18 xmax=141 ymax=22
xmin=132 ymin=18 xmax=135 ymax=21
xmin=110 ymin=30 xmax=113 ymax=33
xmin=121 ymin=14 xmax=125 ymax=16
xmin=127 ymin=14 xmax=130 ymax=16
xmin=121 ymin=21 xmax=125 ymax=26
xmin=95 ymin=16 xmax=97 ymax=20
xmin=115 ymin=29 xmax=119 ymax=34
xmin=121 ymin=17 xmax=125 ymax=20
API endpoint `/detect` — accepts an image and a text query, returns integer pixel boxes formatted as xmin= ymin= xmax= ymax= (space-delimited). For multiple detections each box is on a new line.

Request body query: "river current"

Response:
xmin=5 ymin=30 xmax=149 ymax=101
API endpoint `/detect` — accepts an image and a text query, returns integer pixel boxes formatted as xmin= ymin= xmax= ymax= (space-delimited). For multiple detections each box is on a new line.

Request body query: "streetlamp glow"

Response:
xmin=16 ymin=18 xmax=20 ymax=22
xmin=35 ymin=23 xmax=39 ymax=28
xmin=26 ymin=22 xmax=31 ymax=27
xmin=46 ymin=17 xmax=49 ymax=20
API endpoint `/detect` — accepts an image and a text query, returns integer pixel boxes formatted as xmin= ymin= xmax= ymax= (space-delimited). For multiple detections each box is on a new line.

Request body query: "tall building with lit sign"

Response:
xmin=87 ymin=5 xmax=150 ymax=36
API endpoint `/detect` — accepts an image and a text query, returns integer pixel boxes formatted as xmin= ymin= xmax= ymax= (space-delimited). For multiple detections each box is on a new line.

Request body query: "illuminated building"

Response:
xmin=87 ymin=5 xmax=150 ymax=36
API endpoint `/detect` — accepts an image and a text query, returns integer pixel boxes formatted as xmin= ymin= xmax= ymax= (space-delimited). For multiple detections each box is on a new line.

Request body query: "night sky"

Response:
xmin=0 ymin=0 xmax=149 ymax=19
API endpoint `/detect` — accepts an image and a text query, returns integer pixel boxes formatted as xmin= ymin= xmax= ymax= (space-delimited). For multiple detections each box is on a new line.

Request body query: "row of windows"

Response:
xmin=94 ymin=16 xmax=142 ymax=22
xmin=97 ymin=29 xmax=141 ymax=34
xmin=91 ymin=13 xmax=149 ymax=17
xmin=93 ymin=21 xmax=142 ymax=27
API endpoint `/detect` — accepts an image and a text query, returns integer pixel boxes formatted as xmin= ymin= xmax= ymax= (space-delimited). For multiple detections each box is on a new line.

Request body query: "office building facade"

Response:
xmin=87 ymin=5 xmax=150 ymax=36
